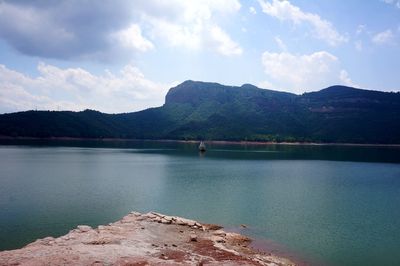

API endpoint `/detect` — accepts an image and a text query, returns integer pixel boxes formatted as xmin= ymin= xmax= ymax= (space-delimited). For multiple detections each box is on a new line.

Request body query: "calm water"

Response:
xmin=1 ymin=140 xmax=400 ymax=265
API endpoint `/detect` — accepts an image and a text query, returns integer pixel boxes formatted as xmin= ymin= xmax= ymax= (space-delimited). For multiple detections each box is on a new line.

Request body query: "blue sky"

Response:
xmin=0 ymin=0 xmax=399 ymax=114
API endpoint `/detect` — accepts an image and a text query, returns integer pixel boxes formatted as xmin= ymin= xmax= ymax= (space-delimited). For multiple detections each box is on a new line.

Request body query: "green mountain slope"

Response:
xmin=1 ymin=81 xmax=400 ymax=143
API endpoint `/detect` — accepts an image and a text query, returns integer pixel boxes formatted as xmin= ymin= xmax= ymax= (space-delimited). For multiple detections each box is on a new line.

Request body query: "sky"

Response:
xmin=0 ymin=0 xmax=399 ymax=114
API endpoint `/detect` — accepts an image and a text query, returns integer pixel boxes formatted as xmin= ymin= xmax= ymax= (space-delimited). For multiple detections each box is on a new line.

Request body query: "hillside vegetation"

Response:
xmin=1 ymin=80 xmax=400 ymax=143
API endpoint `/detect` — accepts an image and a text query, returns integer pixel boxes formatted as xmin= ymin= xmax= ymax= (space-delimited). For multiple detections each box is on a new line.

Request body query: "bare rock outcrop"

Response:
xmin=0 ymin=211 xmax=296 ymax=265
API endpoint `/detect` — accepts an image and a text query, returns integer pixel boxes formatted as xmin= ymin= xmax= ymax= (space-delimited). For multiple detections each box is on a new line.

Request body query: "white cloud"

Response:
xmin=249 ymin=6 xmax=257 ymax=14
xmin=257 ymin=80 xmax=274 ymax=89
xmin=339 ymin=70 xmax=359 ymax=88
xmin=372 ymin=29 xmax=394 ymax=44
xmin=261 ymin=50 xmax=354 ymax=93
xmin=355 ymin=40 xmax=363 ymax=51
xmin=258 ymin=0 xmax=347 ymax=46
xmin=0 ymin=63 xmax=175 ymax=114
xmin=356 ymin=24 xmax=366 ymax=35
xmin=137 ymin=0 xmax=242 ymax=56
xmin=0 ymin=0 xmax=242 ymax=59
xmin=381 ymin=0 xmax=400 ymax=8
xmin=274 ymin=36 xmax=287 ymax=51
xmin=113 ymin=24 xmax=154 ymax=52
xmin=209 ymin=26 xmax=243 ymax=55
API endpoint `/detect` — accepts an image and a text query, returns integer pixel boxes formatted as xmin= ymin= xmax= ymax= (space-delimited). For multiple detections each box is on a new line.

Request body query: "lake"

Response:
xmin=1 ymin=140 xmax=400 ymax=265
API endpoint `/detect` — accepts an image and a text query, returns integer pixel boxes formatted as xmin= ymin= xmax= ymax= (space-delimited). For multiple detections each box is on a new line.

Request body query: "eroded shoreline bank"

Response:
xmin=0 ymin=211 xmax=296 ymax=265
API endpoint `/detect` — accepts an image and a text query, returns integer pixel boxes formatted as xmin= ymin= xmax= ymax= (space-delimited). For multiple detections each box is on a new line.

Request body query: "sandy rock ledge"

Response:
xmin=0 ymin=211 xmax=296 ymax=265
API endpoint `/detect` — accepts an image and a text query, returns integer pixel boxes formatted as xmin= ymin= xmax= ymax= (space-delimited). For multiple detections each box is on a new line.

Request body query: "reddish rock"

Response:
xmin=0 ymin=211 xmax=296 ymax=266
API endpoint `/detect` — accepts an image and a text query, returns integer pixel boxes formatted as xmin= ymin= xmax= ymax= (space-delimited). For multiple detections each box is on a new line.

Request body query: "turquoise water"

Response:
xmin=1 ymin=140 xmax=400 ymax=265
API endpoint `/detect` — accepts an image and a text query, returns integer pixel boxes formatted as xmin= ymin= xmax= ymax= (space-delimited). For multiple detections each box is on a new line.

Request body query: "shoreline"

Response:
xmin=224 ymin=227 xmax=312 ymax=266
xmin=1 ymin=136 xmax=400 ymax=147
xmin=0 ymin=211 xmax=297 ymax=265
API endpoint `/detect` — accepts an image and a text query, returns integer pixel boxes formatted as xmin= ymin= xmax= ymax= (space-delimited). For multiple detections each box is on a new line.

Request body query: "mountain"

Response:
xmin=1 ymin=80 xmax=400 ymax=143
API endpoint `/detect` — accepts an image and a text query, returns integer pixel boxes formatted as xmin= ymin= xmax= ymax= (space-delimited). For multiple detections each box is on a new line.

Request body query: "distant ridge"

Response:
xmin=1 ymin=80 xmax=400 ymax=144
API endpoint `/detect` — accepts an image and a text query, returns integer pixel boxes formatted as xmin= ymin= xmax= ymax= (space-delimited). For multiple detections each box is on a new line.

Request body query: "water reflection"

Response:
xmin=1 ymin=142 xmax=400 ymax=265
xmin=2 ymin=139 xmax=400 ymax=163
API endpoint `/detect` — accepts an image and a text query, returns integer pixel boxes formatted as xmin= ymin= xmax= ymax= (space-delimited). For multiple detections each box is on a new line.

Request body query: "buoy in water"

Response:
xmin=198 ymin=141 xmax=206 ymax=152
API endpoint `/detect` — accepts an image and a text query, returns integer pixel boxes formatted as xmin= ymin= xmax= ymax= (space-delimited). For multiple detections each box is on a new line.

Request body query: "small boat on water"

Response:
xmin=198 ymin=141 xmax=206 ymax=152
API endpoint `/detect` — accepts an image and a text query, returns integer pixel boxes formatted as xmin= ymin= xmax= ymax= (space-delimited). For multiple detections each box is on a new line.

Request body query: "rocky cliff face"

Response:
xmin=0 ymin=211 xmax=295 ymax=266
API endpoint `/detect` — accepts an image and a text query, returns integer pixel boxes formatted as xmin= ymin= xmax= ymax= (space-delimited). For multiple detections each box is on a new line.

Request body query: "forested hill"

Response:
xmin=1 ymin=80 xmax=400 ymax=144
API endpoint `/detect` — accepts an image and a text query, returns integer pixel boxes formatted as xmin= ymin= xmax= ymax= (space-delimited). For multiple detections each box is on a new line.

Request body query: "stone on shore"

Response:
xmin=0 ymin=211 xmax=296 ymax=266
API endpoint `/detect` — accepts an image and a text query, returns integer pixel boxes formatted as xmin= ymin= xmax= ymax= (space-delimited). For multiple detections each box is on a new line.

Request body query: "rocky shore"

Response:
xmin=0 ymin=211 xmax=296 ymax=265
